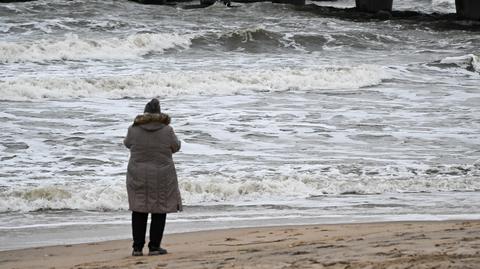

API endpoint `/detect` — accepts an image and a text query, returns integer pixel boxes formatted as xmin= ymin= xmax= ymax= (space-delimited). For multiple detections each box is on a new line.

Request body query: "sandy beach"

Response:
xmin=1 ymin=220 xmax=479 ymax=269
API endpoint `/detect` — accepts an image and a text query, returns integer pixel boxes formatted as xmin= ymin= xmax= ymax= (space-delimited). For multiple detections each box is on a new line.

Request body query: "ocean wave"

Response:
xmin=439 ymin=54 xmax=480 ymax=73
xmin=191 ymin=28 xmax=287 ymax=52
xmin=0 ymin=32 xmax=193 ymax=63
xmin=0 ymin=65 xmax=387 ymax=100
xmin=0 ymin=185 xmax=127 ymax=213
xmin=190 ymin=27 xmax=398 ymax=52
xmin=0 ymin=165 xmax=479 ymax=212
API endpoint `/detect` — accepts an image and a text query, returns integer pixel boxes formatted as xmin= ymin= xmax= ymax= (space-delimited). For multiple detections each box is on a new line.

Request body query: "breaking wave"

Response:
xmin=0 ymin=164 xmax=479 ymax=212
xmin=439 ymin=54 xmax=480 ymax=73
xmin=0 ymin=65 xmax=387 ymax=100
xmin=0 ymin=32 xmax=193 ymax=63
xmin=191 ymin=28 xmax=287 ymax=52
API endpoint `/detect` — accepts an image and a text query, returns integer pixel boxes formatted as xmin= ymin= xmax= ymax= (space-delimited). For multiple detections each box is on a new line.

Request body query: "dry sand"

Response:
xmin=1 ymin=220 xmax=479 ymax=269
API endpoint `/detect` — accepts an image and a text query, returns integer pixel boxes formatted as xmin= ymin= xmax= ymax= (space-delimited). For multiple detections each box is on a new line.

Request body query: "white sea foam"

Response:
xmin=0 ymin=65 xmax=387 ymax=100
xmin=440 ymin=54 xmax=480 ymax=73
xmin=0 ymin=32 xmax=193 ymax=63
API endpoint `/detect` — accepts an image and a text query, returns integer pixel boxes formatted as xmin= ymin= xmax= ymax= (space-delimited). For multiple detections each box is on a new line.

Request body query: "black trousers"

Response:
xmin=131 ymin=211 xmax=167 ymax=250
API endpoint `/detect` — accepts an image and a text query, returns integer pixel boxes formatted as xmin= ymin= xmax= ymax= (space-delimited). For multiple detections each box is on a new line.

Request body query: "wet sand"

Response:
xmin=1 ymin=220 xmax=479 ymax=269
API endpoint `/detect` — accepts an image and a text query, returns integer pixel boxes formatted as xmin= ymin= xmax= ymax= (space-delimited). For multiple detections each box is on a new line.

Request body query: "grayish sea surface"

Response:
xmin=0 ymin=0 xmax=479 ymax=250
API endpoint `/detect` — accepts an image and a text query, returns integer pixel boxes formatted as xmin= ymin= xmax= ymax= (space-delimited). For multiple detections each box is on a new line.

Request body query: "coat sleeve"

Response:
xmin=124 ymin=126 xmax=133 ymax=149
xmin=169 ymin=126 xmax=181 ymax=153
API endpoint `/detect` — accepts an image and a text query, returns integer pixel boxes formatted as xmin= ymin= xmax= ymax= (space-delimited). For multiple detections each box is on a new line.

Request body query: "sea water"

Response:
xmin=0 ymin=0 xmax=479 ymax=250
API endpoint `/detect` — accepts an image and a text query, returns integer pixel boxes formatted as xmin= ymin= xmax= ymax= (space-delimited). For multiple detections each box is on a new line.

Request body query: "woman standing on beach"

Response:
xmin=124 ymin=98 xmax=182 ymax=256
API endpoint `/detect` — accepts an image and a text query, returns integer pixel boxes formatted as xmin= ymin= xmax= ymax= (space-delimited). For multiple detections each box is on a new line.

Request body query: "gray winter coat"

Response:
xmin=124 ymin=113 xmax=182 ymax=213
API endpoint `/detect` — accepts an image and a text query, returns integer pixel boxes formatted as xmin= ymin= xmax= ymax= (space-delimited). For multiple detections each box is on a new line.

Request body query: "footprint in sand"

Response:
xmin=290 ymin=251 xmax=310 ymax=256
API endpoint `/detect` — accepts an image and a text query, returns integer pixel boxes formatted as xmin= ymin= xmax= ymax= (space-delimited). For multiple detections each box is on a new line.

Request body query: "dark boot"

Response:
xmin=148 ymin=247 xmax=168 ymax=256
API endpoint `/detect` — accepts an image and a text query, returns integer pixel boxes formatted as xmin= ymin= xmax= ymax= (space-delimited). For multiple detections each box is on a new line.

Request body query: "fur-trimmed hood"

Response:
xmin=132 ymin=113 xmax=171 ymax=132
xmin=133 ymin=113 xmax=171 ymax=126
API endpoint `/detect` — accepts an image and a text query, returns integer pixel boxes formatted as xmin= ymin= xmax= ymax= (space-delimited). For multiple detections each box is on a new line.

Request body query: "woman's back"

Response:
xmin=124 ymin=112 xmax=182 ymax=214
xmin=126 ymin=122 xmax=177 ymax=165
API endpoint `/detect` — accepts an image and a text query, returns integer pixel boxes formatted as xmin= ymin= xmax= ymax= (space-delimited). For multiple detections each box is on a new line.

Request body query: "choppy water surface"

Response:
xmin=0 ymin=0 xmax=479 ymax=250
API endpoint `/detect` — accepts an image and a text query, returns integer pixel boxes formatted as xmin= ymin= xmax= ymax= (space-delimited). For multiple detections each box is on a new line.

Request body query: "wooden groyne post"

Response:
xmin=456 ymin=0 xmax=480 ymax=20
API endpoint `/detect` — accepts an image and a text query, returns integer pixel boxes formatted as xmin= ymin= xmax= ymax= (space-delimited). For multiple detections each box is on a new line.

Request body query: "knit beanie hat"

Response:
xmin=144 ymin=98 xmax=161 ymax=114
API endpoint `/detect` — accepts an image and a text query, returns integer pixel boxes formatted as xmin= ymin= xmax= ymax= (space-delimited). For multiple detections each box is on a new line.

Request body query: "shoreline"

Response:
xmin=1 ymin=220 xmax=479 ymax=269
xmin=3 ymin=213 xmax=480 ymax=252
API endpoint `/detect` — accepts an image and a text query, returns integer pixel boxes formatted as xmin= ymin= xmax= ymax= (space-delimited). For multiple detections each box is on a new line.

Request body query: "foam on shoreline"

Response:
xmin=1 ymin=165 xmax=479 ymax=213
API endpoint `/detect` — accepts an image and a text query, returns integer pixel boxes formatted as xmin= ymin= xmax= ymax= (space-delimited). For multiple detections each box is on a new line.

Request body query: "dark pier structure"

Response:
xmin=196 ymin=0 xmax=480 ymax=20
xmin=2 ymin=0 xmax=478 ymax=20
